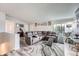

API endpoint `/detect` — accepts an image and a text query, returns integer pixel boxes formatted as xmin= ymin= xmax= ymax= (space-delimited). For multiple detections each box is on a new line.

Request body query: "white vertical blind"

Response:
xmin=5 ymin=20 xmax=15 ymax=33
xmin=0 ymin=12 xmax=6 ymax=32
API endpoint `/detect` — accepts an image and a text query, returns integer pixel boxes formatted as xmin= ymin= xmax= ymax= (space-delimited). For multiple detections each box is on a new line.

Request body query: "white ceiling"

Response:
xmin=0 ymin=3 xmax=79 ymax=23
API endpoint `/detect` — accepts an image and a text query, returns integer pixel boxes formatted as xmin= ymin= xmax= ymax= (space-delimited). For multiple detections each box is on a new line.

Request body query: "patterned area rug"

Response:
xmin=7 ymin=42 xmax=64 ymax=56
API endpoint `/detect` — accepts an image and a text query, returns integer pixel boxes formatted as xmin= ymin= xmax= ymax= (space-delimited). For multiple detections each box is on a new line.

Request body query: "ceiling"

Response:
xmin=0 ymin=3 xmax=79 ymax=23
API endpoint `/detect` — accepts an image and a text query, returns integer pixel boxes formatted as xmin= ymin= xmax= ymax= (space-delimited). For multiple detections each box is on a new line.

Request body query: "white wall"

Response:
xmin=30 ymin=23 xmax=53 ymax=31
xmin=6 ymin=16 xmax=29 ymax=32
xmin=29 ymin=18 xmax=75 ymax=32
